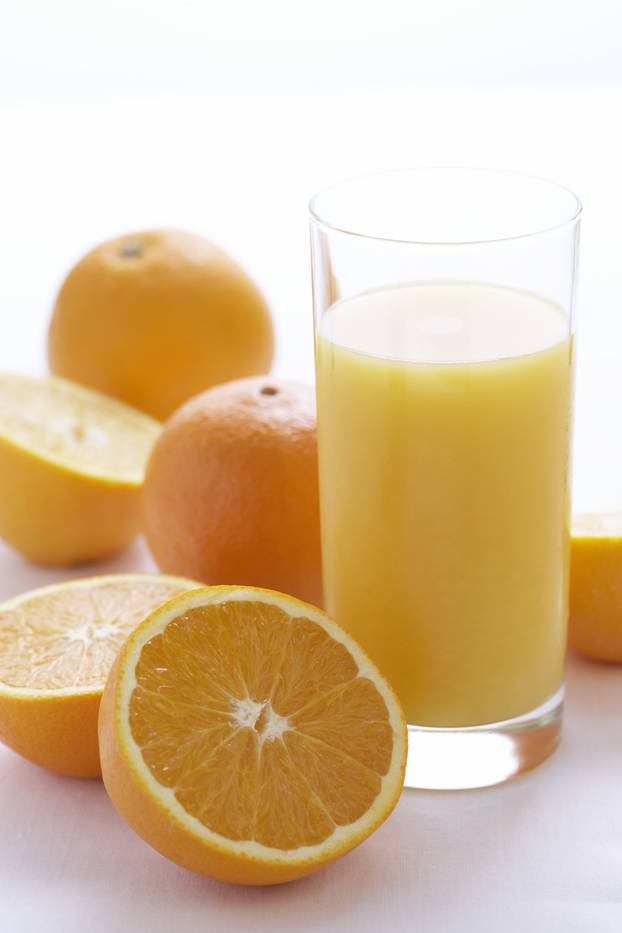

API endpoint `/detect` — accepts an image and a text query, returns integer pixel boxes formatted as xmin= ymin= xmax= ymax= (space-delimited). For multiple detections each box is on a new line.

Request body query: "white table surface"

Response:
xmin=2 ymin=72 xmax=622 ymax=931
xmin=1 ymin=600 xmax=620 ymax=933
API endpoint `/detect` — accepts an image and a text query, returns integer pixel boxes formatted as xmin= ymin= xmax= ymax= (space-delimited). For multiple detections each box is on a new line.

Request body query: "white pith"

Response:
xmin=117 ymin=586 xmax=407 ymax=865
xmin=230 ymin=696 xmax=290 ymax=742
xmin=66 ymin=620 xmax=120 ymax=645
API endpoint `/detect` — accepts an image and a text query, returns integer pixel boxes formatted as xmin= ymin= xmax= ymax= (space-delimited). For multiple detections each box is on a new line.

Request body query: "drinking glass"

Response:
xmin=310 ymin=168 xmax=581 ymax=789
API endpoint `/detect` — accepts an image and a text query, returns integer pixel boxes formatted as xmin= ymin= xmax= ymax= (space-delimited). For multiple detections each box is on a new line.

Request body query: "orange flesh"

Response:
xmin=0 ymin=579 xmax=188 ymax=691
xmin=0 ymin=373 xmax=159 ymax=479
xmin=129 ymin=601 xmax=393 ymax=850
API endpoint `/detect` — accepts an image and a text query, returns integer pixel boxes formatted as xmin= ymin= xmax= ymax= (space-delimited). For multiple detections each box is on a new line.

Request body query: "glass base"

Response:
xmin=404 ymin=687 xmax=564 ymax=790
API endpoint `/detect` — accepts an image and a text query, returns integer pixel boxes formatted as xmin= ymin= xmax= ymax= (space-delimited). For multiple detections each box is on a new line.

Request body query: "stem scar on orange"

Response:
xmin=48 ymin=229 xmax=275 ymax=420
xmin=143 ymin=377 xmax=323 ymax=606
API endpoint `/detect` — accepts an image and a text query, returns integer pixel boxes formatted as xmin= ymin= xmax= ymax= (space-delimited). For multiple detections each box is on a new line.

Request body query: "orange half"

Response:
xmin=0 ymin=574 xmax=197 ymax=777
xmin=570 ymin=512 xmax=622 ymax=662
xmin=99 ymin=586 xmax=407 ymax=885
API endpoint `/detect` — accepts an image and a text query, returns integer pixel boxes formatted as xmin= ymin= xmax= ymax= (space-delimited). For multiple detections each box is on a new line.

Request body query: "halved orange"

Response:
xmin=99 ymin=586 xmax=407 ymax=885
xmin=0 ymin=372 xmax=161 ymax=565
xmin=0 ymin=574 xmax=197 ymax=777
xmin=570 ymin=512 xmax=622 ymax=662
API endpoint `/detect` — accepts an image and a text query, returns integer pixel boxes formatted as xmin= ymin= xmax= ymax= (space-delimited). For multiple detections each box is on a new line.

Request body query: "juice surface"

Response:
xmin=316 ymin=283 xmax=573 ymax=727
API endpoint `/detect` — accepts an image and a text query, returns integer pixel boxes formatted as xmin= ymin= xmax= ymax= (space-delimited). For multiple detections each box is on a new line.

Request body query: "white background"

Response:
xmin=1 ymin=2 xmax=622 ymax=931
xmin=1 ymin=1 xmax=622 ymax=510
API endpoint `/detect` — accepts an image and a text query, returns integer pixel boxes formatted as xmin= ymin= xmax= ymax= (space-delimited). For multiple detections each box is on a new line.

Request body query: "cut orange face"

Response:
xmin=0 ymin=373 xmax=161 ymax=566
xmin=0 ymin=574 xmax=197 ymax=777
xmin=98 ymin=586 xmax=407 ymax=885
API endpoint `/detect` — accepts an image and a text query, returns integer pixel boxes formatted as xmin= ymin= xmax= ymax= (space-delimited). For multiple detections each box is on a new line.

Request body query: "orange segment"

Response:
xmin=283 ymin=731 xmax=382 ymax=826
xmin=0 ymin=574 xmax=198 ymax=777
xmin=99 ymin=586 xmax=407 ymax=885
xmin=290 ymin=678 xmax=394 ymax=774
xmin=270 ymin=614 xmax=358 ymax=714
xmin=254 ymin=737 xmax=334 ymax=849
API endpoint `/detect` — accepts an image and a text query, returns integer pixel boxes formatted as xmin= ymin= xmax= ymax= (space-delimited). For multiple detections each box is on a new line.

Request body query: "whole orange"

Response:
xmin=48 ymin=229 xmax=274 ymax=420
xmin=143 ymin=377 xmax=323 ymax=606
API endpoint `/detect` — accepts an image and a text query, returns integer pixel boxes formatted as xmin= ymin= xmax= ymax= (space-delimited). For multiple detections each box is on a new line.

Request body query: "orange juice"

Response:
xmin=316 ymin=283 xmax=573 ymax=727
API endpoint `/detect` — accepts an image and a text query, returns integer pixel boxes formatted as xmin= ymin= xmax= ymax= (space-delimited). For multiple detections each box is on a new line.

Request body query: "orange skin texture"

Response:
xmin=142 ymin=378 xmax=323 ymax=606
xmin=0 ymin=434 xmax=142 ymax=566
xmin=569 ymin=535 xmax=622 ymax=662
xmin=0 ymin=691 xmax=101 ymax=778
xmin=48 ymin=229 xmax=275 ymax=420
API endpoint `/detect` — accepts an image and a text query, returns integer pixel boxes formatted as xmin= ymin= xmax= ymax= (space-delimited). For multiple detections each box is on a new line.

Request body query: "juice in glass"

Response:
xmin=316 ymin=282 xmax=573 ymax=728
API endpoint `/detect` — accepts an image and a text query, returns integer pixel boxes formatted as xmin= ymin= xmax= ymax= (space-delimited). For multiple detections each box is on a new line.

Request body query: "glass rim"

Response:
xmin=308 ymin=166 xmax=582 ymax=247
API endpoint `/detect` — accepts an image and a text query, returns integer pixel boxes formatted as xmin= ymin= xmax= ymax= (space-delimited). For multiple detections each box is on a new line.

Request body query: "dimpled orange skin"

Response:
xmin=0 ymin=690 xmax=102 ymax=778
xmin=0 ymin=438 xmax=144 ymax=566
xmin=142 ymin=378 xmax=323 ymax=607
xmin=48 ymin=229 xmax=275 ymax=420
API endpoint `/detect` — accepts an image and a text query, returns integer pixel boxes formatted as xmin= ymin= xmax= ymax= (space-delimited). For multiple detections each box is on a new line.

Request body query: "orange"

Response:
xmin=0 ymin=373 xmax=160 ymax=566
xmin=569 ymin=513 xmax=622 ymax=662
xmin=143 ymin=377 xmax=323 ymax=605
xmin=98 ymin=585 xmax=407 ymax=885
xmin=48 ymin=229 xmax=274 ymax=420
xmin=0 ymin=574 xmax=197 ymax=777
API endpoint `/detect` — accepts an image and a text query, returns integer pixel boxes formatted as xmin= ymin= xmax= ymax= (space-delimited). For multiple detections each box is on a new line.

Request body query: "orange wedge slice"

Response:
xmin=0 ymin=574 xmax=198 ymax=777
xmin=99 ymin=586 xmax=407 ymax=885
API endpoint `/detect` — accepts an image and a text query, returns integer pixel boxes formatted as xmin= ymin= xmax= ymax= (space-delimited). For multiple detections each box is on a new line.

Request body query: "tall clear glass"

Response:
xmin=310 ymin=168 xmax=581 ymax=790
